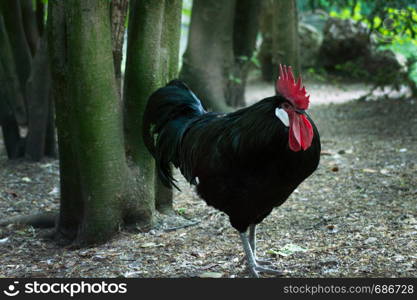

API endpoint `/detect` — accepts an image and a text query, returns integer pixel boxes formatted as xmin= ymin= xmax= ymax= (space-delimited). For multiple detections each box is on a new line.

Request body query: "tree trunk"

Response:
xmin=49 ymin=0 xmax=144 ymax=245
xmin=258 ymin=0 xmax=274 ymax=82
xmin=20 ymin=0 xmax=40 ymax=56
xmin=66 ymin=0 xmax=132 ymax=244
xmin=0 ymin=15 xmax=25 ymax=159
xmin=272 ymin=0 xmax=300 ymax=77
xmin=0 ymin=0 xmax=32 ymax=103
xmin=48 ymin=0 xmax=83 ymax=242
xmin=0 ymin=60 xmax=24 ymax=159
xmin=48 ymin=0 xmax=182 ymax=246
xmin=25 ymin=35 xmax=53 ymax=161
xmin=36 ymin=0 xmax=45 ymax=36
xmin=155 ymin=0 xmax=182 ymax=215
xmin=180 ymin=0 xmax=235 ymax=112
xmin=124 ymin=0 xmax=169 ymax=224
xmin=227 ymin=0 xmax=262 ymax=107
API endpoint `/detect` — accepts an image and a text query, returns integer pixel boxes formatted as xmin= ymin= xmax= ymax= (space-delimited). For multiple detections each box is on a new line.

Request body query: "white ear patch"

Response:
xmin=275 ymin=108 xmax=289 ymax=127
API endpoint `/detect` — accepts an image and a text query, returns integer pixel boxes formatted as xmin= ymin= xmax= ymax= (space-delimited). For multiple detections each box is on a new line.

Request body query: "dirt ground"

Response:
xmin=0 ymin=80 xmax=416 ymax=278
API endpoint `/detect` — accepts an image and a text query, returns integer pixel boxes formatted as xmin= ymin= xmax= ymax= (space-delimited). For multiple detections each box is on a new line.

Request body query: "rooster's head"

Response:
xmin=275 ymin=64 xmax=313 ymax=152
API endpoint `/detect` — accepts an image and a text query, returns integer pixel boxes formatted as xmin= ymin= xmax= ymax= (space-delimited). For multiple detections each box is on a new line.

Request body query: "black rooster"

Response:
xmin=143 ymin=65 xmax=321 ymax=277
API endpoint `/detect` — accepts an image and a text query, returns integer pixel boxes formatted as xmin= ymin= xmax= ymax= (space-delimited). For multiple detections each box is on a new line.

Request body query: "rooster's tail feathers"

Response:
xmin=142 ymin=80 xmax=205 ymax=189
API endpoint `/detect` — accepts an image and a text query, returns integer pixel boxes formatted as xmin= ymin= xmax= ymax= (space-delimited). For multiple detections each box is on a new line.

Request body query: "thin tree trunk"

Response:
xmin=0 ymin=0 xmax=32 ymax=102
xmin=0 ymin=60 xmax=24 ymax=159
xmin=36 ymin=0 xmax=45 ymax=36
xmin=259 ymin=0 xmax=274 ymax=82
xmin=155 ymin=0 xmax=182 ymax=215
xmin=0 ymin=15 xmax=25 ymax=159
xmin=25 ymin=35 xmax=52 ymax=161
xmin=228 ymin=0 xmax=261 ymax=107
xmin=124 ymin=0 xmax=168 ymax=224
xmin=20 ymin=0 xmax=40 ymax=56
xmin=272 ymin=0 xmax=300 ymax=77
xmin=180 ymin=0 xmax=235 ymax=112
xmin=48 ymin=0 xmax=83 ymax=242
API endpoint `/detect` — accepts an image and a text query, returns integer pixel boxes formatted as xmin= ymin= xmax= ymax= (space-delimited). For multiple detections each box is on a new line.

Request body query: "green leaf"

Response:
xmin=276 ymin=244 xmax=308 ymax=257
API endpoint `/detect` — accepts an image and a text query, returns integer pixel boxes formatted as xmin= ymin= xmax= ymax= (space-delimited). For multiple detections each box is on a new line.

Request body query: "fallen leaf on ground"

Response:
xmin=199 ymin=272 xmax=223 ymax=278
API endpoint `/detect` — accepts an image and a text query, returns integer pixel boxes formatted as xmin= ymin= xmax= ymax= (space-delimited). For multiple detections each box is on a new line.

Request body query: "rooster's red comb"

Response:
xmin=275 ymin=64 xmax=310 ymax=110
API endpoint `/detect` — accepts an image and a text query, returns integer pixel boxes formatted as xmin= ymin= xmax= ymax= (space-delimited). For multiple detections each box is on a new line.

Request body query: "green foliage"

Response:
xmin=228 ymin=74 xmax=242 ymax=85
xmin=306 ymin=67 xmax=331 ymax=82
xmin=177 ymin=207 xmax=187 ymax=215
xmin=182 ymin=3 xmax=192 ymax=17
xmin=302 ymin=0 xmax=417 ymax=45
xmin=237 ymin=51 xmax=261 ymax=68
xmin=334 ymin=60 xmax=370 ymax=79
xmin=330 ymin=5 xmax=417 ymax=45
xmin=301 ymin=0 xmax=417 ymax=88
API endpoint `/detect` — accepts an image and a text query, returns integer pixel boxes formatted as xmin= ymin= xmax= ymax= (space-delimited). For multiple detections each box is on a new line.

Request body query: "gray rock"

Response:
xmin=301 ymin=10 xmax=329 ymax=33
xmin=298 ymin=22 xmax=323 ymax=68
xmin=365 ymin=49 xmax=408 ymax=86
xmin=319 ymin=17 xmax=374 ymax=68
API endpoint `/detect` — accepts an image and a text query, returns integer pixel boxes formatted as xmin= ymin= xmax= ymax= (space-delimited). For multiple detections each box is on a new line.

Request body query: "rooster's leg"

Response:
xmin=249 ymin=224 xmax=271 ymax=265
xmin=240 ymin=232 xmax=283 ymax=277
xmin=248 ymin=224 xmax=256 ymax=254
xmin=240 ymin=232 xmax=260 ymax=277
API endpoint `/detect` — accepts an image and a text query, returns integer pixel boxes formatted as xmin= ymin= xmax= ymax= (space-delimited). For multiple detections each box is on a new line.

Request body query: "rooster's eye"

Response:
xmin=281 ymin=102 xmax=292 ymax=110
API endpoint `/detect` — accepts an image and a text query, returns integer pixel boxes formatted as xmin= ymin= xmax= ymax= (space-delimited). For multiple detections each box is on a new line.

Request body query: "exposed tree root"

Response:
xmin=0 ymin=212 xmax=56 ymax=228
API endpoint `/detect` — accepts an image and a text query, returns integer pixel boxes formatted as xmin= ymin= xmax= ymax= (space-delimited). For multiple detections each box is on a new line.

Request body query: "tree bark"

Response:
xmin=47 ymin=0 xmax=182 ymax=246
xmin=155 ymin=0 xmax=183 ymax=215
xmin=48 ymin=0 xmax=85 ymax=242
xmin=272 ymin=0 xmax=300 ymax=77
xmin=0 ymin=15 xmax=25 ymax=159
xmin=49 ymin=0 xmax=144 ymax=245
xmin=0 ymin=0 xmax=32 ymax=102
xmin=20 ymin=0 xmax=40 ymax=56
xmin=0 ymin=60 xmax=24 ymax=159
xmin=180 ymin=0 xmax=235 ymax=112
xmin=44 ymin=95 xmax=57 ymax=158
xmin=25 ymin=35 xmax=52 ymax=161
xmin=124 ymin=0 xmax=169 ymax=224
xmin=228 ymin=0 xmax=262 ymax=107
xmin=36 ymin=0 xmax=45 ymax=36
xmin=259 ymin=0 xmax=274 ymax=82
xmin=65 ymin=0 xmax=132 ymax=245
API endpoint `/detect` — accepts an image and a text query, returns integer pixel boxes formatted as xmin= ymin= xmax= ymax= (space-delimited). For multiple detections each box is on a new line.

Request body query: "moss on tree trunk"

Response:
xmin=64 ymin=0 xmax=130 ymax=244
xmin=47 ymin=0 xmax=182 ymax=246
xmin=154 ymin=0 xmax=183 ymax=215
xmin=124 ymin=0 xmax=168 ymax=222
xmin=49 ymin=0 xmax=152 ymax=245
